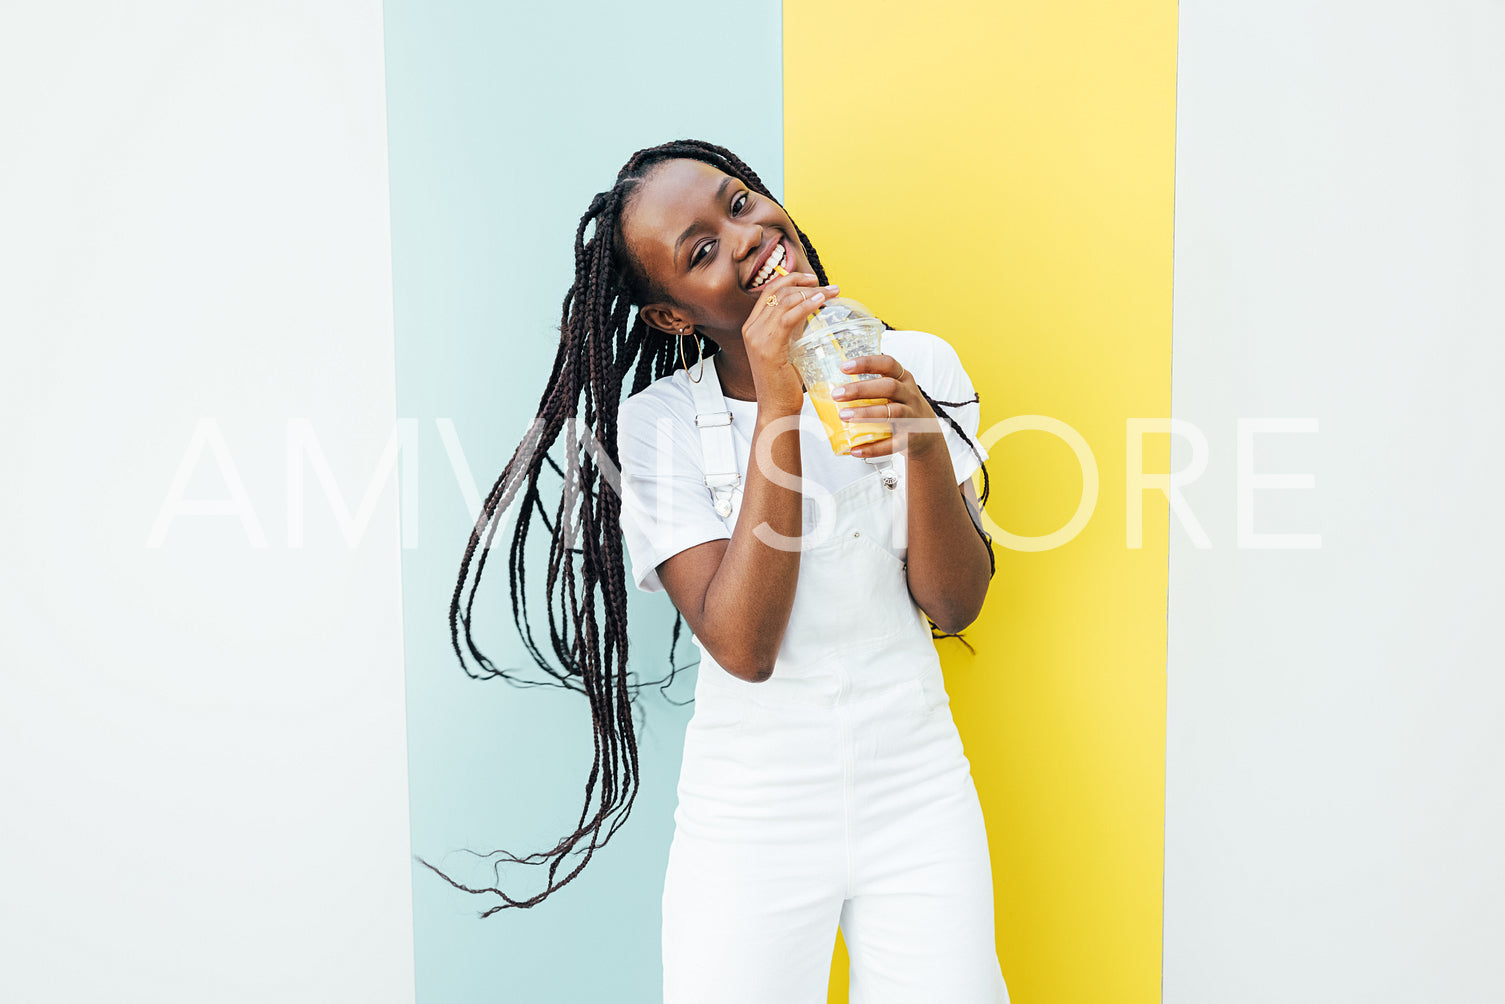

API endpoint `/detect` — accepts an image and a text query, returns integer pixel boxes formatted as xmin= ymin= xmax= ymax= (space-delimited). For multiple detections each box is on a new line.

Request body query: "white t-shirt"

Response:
xmin=615 ymin=328 xmax=989 ymax=594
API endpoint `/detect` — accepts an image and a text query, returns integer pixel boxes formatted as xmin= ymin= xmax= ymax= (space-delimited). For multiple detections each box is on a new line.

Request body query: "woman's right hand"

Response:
xmin=741 ymin=271 xmax=840 ymax=414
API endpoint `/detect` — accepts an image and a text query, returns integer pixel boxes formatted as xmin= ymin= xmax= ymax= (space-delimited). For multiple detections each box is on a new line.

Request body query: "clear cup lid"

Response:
xmin=789 ymin=296 xmax=884 ymax=349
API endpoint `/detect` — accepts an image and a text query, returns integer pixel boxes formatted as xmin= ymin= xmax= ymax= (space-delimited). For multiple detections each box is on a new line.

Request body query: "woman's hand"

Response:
xmin=829 ymin=354 xmax=947 ymax=460
xmin=741 ymin=271 xmax=839 ymax=415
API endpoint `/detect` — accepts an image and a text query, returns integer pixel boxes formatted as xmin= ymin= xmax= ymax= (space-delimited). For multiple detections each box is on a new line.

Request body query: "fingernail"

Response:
xmin=840 ymin=360 xmax=856 ymax=371
xmin=838 ymin=409 xmax=854 ymax=419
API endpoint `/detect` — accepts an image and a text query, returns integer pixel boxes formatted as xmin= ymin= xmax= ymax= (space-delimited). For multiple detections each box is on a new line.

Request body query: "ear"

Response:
xmin=638 ymin=302 xmax=692 ymax=336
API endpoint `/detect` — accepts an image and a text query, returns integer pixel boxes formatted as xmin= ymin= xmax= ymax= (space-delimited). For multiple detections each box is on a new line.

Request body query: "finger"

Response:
xmin=759 ymin=270 xmax=826 ymax=295
xmin=753 ymin=275 xmax=830 ymax=319
xmin=837 ymin=354 xmax=902 ymax=380
xmin=828 ymin=377 xmax=902 ymax=402
xmin=756 ymin=284 xmax=838 ymax=331
xmin=849 ymin=436 xmax=895 ymax=459
xmin=835 ymin=401 xmax=901 ymax=423
xmin=780 ymin=285 xmax=837 ymax=320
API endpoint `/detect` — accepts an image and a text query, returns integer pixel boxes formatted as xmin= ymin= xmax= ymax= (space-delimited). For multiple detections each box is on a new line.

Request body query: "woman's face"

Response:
xmin=621 ymin=158 xmax=812 ymax=340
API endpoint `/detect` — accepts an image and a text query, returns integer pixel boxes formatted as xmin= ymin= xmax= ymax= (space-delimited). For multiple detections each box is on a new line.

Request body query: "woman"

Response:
xmin=429 ymin=139 xmax=1009 ymax=1003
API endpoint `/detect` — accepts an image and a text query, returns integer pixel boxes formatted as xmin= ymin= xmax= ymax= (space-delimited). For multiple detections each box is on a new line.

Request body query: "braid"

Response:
xmin=419 ymin=139 xmax=993 ymax=913
xmin=915 ymin=382 xmax=994 ymax=653
xmin=866 ymin=316 xmax=994 ymax=651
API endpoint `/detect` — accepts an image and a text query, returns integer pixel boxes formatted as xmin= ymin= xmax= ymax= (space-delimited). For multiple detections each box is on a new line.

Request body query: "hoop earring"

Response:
xmin=677 ymin=325 xmax=705 ymax=384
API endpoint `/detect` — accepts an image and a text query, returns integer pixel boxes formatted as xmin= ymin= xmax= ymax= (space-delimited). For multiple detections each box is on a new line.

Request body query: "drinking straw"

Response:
xmin=774 ymin=265 xmax=848 ymax=372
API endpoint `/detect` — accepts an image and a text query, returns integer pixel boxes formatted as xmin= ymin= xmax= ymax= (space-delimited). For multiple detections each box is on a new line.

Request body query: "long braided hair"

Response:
xmin=418 ymin=139 xmax=994 ymax=915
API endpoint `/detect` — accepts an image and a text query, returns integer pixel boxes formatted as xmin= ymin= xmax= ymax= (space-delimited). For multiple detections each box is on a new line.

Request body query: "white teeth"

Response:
xmin=751 ymin=241 xmax=786 ymax=289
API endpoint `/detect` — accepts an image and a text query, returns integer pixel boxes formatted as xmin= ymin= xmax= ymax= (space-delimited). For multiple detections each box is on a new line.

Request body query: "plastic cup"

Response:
xmin=785 ymin=297 xmax=893 ymax=456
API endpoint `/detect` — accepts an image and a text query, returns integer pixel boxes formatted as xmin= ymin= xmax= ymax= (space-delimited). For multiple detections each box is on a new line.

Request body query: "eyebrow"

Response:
xmin=673 ymin=177 xmax=734 ymax=266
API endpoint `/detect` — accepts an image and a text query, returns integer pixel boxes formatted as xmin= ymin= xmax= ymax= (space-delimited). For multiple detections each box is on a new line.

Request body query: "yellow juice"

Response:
xmin=807 ymin=381 xmax=893 ymax=455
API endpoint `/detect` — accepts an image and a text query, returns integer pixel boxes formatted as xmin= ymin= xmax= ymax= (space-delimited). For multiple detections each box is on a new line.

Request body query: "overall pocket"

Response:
xmin=907 ymin=671 xmax=952 ymax=721
xmin=685 ymin=688 xmax=747 ymax=734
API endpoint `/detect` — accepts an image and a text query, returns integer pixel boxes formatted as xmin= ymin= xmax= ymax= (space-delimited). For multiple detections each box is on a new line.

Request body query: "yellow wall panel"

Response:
xmin=783 ymin=2 xmax=1177 ymax=1000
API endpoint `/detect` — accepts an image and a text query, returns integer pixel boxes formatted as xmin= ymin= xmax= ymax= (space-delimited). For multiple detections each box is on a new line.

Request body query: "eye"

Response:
xmin=689 ymin=192 xmax=752 ymax=268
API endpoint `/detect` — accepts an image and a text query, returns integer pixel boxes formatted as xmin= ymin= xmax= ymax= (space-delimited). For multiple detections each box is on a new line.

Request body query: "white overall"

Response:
xmin=661 ymin=353 xmax=1010 ymax=1003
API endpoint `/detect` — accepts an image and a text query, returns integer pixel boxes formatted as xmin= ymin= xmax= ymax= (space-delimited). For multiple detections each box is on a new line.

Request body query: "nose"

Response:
xmin=732 ymin=221 xmax=762 ymax=262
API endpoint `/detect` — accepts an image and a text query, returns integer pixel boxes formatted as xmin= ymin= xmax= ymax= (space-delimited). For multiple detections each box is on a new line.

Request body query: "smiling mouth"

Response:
xmin=748 ymin=238 xmax=788 ymax=291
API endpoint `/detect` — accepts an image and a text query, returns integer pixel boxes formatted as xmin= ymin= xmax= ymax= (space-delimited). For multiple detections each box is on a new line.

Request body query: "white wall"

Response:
xmin=0 ymin=4 xmax=415 ymax=1002
xmin=1165 ymin=2 xmax=1504 ymax=1001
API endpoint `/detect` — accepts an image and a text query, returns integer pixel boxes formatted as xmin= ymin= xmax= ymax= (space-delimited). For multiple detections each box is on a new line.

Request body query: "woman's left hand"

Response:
xmin=829 ymin=354 xmax=947 ymax=460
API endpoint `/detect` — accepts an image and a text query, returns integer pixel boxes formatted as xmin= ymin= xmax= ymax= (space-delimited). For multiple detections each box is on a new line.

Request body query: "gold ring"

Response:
xmin=765 ymin=294 xmax=779 ymax=306
xmin=886 ymin=403 xmax=892 ymax=420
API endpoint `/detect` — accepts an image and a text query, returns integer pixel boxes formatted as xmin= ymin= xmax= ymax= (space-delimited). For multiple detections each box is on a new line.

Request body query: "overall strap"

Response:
xmin=686 ymin=353 xmax=741 ymax=519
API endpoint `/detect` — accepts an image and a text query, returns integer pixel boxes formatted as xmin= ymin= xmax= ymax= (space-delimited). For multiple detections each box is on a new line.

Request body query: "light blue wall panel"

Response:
xmin=383 ymin=2 xmax=782 ymax=1000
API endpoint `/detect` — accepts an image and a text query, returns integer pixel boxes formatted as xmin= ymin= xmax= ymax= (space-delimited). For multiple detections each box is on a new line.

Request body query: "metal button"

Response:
xmin=853 ymin=531 xmax=861 ymax=538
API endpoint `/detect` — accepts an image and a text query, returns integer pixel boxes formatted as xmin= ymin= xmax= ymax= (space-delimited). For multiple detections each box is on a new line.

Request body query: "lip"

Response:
xmin=745 ymin=234 xmax=786 ymax=292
